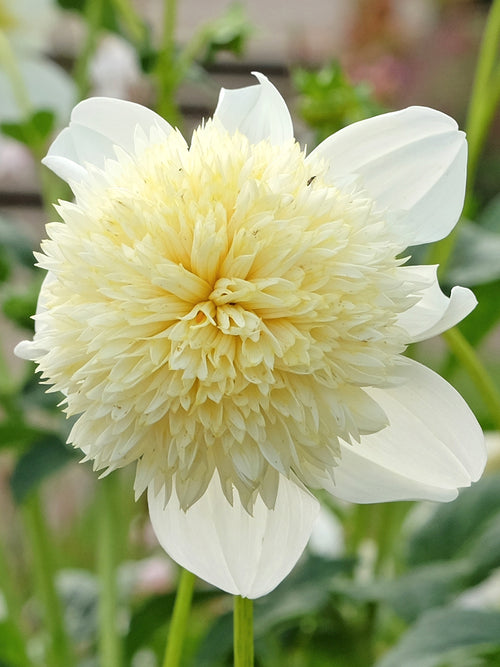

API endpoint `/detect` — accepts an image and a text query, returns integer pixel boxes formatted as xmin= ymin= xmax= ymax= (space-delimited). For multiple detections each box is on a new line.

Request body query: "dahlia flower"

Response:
xmin=16 ymin=73 xmax=486 ymax=598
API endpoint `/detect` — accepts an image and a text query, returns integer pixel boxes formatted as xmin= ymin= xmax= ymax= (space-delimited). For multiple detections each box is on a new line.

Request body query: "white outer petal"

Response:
xmin=398 ymin=265 xmax=477 ymax=342
xmin=308 ymin=106 xmax=467 ymax=245
xmin=147 ymin=473 xmax=319 ymax=598
xmin=332 ymin=359 xmax=486 ymax=503
xmin=42 ymin=97 xmax=172 ymax=185
xmin=214 ymin=71 xmax=293 ymax=145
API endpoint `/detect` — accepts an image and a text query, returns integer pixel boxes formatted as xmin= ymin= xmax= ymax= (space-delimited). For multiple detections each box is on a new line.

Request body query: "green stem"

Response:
xmin=233 ymin=596 xmax=254 ymax=667
xmin=155 ymin=0 xmax=182 ymax=127
xmin=97 ymin=475 xmax=123 ymax=667
xmin=465 ymin=0 xmax=500 ymax=202
xmin=109 ymin=0 xmax=146 ymax=46
xmin=0 ymin=532 xmax=31 ymax=665
xmin=37 ymin=165 xmax=69 ymax=220
xmin=162 ymin=568 xmax=196 ymax=667
xmin=73 ymin=0 xmax=104 ymax=98
xmin=427 ymin=0 xmax=500 ymax=271
xmin=373 ymin=502 xmax=413 ymax=576
xmin=175 ymin=25 xmax=210 ymax=82
xmin=443 ymin=328 xmax=500 ymax=431
xmin=22 ymin=493 xmax=73 ymax=667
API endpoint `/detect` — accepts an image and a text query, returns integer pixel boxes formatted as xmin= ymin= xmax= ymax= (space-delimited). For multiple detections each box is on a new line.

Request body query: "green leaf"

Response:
xmin=344 ymin=561 xmax=473 ymax=623
xmin=201 ymin=3 xmax=253 ymax=63
xmin=31 ymin=110 xmax=55 ymax=138
xmin=124 ymin=589 xmax=217 ymax=663
xmin=0 ymin=419 xmax=49 ymax=451
xmin=194 ymin=610 xmax=232 ymax=666
xmin=1 ymin=110 xmax=55 ymax=151
xmin=463 ymin=511 xmax=500 ymax=581
xmin=196 ymin=554 xmax=355 ymax=664
xmin=125 ymin=592 xmax=176 ymax=660
xmin=0 ymin=245 xmax=11 ymax=283
xmin=21 ymin=374 xmax=64 ymax=412
xmin=406 ymin=473 xmax=500 ymax=567
xmin=446 ymin=222 xmax=500 ymax=285
xmin=477 ymin=193 xmax=500 ymax=232
xmin=293 ymin=61 xmax=385 ymax=144
xmin=10 ymin=435 xmax=77 ymax=503
xmin=0 ymin=216 xmax=36 ymax=269
xmin=455 ymin=279 xmax=500 ymax=347
xmin=56 ymin=0 xmax=119 ymax=32
xmin=329 ymin=476 xmax=500 ymax=622
xmin=2 ymin=282 xmax=39 ymax=330
xmin=0 ymin=620 xmax=30 ymax=667
xmin=349 ymin=474 xmax=500 ymax=620
xmin=375 ymin=607 xmax=500 ymax=667
xmin=255 ymin=554 xmax=354 ymax=633
xmin=57 ymin=570 xmax=99 ymax=644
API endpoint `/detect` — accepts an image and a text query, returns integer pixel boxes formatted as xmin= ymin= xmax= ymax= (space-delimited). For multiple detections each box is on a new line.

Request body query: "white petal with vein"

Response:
xmin=308 ymin=106 xmax=467 ymax=245
xmin=148 ymin=473 xmax=319 ymax=598
xmin=42 ymin=97 xmax=172 ymax=184
xmin=398 ymin=265 xmax=477 ymax=342
xmin=332 ymin=359 xmax=486 ymax=503
xmin=214 ymin=71 xmax=293 ymax=145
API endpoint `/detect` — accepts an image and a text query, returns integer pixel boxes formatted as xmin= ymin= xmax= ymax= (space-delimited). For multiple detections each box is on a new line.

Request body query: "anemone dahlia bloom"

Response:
xmin=16 ymin=73 xmax=486 ymax=598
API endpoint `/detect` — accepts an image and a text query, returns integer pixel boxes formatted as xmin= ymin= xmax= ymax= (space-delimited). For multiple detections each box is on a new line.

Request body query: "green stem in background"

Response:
xmin=22 ymin=493 xmax=73 ymax=667
xmin=155 ymin=0 xmax=183 ymax=128
xmin=73 ymin=0 xmax=104 ymax=98
xmin=175 ymin=25 xmax=211 ymax=83
xmin=109 ymin=0 xmax=147 ymax=47
xmin=443 ymin=327 xmax=500 ymax=431
xmin=233 ymin=596 xmax=254 ymax=667
xmin=97 ymin=474 xmax=123 ymax=667
xmin=0 ymin=533 xmax=31 ymax=666
xmin=465 ymin=0 xmax=500 ymax=204
xmin=162 ymin=568 xmax=196 ymax=667
xmin=37 ymin=165 xmax=70 ymax=221
xmin=428 ymin=0 xmax=500 ymax=272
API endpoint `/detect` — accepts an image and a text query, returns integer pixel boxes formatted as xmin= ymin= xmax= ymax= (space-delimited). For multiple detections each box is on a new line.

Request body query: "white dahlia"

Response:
xmin=16 ymin=73 xmax=486 ymax=598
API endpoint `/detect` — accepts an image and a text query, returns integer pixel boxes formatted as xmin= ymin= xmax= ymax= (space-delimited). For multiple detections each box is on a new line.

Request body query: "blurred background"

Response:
xmin=1 ymin=1 xmax=500 ymax=666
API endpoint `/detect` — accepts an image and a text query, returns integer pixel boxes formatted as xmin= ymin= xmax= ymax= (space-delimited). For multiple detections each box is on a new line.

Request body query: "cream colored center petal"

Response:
xmin=35 ymin=122 xmax=414 ymax=512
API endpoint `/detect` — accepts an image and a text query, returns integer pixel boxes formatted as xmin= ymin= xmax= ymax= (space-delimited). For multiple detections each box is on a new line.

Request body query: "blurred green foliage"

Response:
xmin=293 ymin=61 xmax=385 ymax=144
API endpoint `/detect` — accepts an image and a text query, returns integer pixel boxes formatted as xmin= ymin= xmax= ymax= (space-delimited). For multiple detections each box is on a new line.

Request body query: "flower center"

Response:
xmin=35 ymin=122 xmax=413 ymax=512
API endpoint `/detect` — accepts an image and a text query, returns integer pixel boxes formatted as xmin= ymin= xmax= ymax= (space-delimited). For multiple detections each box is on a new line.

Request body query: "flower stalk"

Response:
xmin=73 ymin=0 xmax=104 ymax=97
xmin=0 ymin=533 xmax=30 ymax=665
xmin=22 ymin=493 xmax=73 ymax=667
xmin=97 ymin=474 xmax=123 ymax=667
xmin=429 ymin=0 xmax=500 ymax=271
xmin=234 ymin=596 xmax=254 ymax=667
xmin=162 ymin=568 xmax=196 ymax=667
xmin=155 ymin=0 xmax=182 ymax=128
xmin=465 ymin=0 xmax=500 ymax=206
xmin=109 ymin=0 xmax=146 ymax=47
xmin=443 ymin=327 xmax=500 ymax=432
